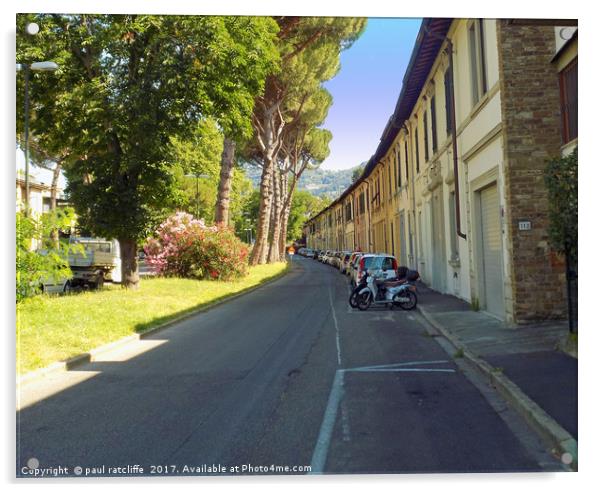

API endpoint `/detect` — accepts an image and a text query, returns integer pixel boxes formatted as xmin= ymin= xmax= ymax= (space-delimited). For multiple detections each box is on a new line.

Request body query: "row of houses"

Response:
xmin=304 ymin=18 xmax=577 ymax=324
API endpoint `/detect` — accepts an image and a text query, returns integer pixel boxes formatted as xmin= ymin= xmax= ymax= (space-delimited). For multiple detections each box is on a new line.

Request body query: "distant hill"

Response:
xmin=244 ymin=163 xmax=365 ymax=201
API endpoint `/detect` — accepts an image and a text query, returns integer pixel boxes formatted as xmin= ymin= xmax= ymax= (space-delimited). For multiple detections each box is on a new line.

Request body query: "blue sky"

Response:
xmin=320 ymin=18 xmax=422 ymax=171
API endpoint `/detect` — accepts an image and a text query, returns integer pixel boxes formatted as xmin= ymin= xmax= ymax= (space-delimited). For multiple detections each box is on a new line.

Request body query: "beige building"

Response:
xmin=306 ymin=18 xmax=577 ymax=324
xmin=16 ymin=176 xmax=65 ymax=216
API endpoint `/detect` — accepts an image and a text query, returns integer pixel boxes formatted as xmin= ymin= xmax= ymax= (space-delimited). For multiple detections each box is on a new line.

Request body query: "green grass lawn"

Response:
xmin=17 ymin=262 xmax=289 ymax=376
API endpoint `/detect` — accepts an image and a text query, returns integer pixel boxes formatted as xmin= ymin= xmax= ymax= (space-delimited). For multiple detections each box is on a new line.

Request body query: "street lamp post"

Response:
xmin=23 ymin=63 xmax=30 ymax=216
xmin=17 ymin=23 xmax=58 ymax=216
xmin=184 ymin=172 xmax=210 ymax=219
xmin=244 ymin=228 xmax=253 ymax=245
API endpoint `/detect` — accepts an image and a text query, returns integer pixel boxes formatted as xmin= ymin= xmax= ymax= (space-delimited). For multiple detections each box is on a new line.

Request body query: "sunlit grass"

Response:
xmin=16 ymin=262 xmax=289 ymax=375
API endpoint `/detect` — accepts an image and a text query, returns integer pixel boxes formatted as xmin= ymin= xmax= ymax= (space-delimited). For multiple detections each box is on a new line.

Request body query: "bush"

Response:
xmin=544 ymin=147 xmax=577 ymax=263
xmin=16 ymin=208 xmax=78 ymax=302
xmin=144 ymin=212 xmax=249 ymax=280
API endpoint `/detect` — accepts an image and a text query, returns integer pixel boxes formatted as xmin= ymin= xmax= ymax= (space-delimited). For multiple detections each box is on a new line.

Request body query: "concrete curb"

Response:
xmin=18 ymin=263 xmax=292 ymax=386
xmin=417 ymin=304 xmax=578 ymax=471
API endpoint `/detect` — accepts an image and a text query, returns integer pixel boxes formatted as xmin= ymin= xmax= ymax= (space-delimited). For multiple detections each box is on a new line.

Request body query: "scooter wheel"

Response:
xmin=349 ymin=292 xmax=359 ymax=309
xmin=394 ymin=291 xmax=417 ymax=310
xmin=357 ymin=291 xmax=372 ymax=311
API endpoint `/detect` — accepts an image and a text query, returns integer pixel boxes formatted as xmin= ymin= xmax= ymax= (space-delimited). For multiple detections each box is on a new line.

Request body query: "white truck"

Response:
xmin=67 ymin=237 xmax=122 ymax=290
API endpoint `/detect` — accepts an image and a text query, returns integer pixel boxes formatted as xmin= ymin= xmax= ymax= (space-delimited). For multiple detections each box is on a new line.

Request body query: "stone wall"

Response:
xmin=496 ymin=21 xmax=567 ymax=323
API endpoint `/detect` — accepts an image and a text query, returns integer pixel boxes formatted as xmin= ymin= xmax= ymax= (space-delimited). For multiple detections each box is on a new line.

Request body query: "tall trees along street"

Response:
xmin=17 ymin=14 xmax=280 ymax=287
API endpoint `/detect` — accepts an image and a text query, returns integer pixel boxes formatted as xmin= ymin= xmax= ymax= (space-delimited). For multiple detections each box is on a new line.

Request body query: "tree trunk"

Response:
xmin=50 ymin=162 xmax=62 ymax=247
xmin=214 ymin=137 xmax=236 ymax=226
xmin=279 ymin=200 xmax=292 ymax=261
xmin=277 ymin=172 xmax=290 ymax=261
xmin=249 ymin=157 xmax=274 ymax=265
xmin=50 ymin=162 xmax=61 ymax=211
xmin=268 ymin=166 xmax=283 ymax=263
xmin=119 ymin=238 xmax=140 ymax=289
xmin=249 ymin=100 xmax=285 ymax=265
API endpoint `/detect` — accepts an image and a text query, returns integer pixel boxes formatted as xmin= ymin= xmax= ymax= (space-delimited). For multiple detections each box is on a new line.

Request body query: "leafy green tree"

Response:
xmin=16 ymin=208 xmax=79 ymax=302
xmin=233 ymin=188 xmax=260 ymax=244
xmin=286 ymin=190 xmax=331 ymax=243
xmin=169 ymin=118 xmax=255 ymax=229
xmin=544 ymin=147 xmax=578 ymax=331
xmin=17 ymin=14 xmax=279 ymax=288
xmin=249 ymin=17 xmax=366 ymax=265
xmin=545 ymin=147 xmax=578 ymax=263
xmin=170 ymin=118 xmax=223 ymax=222
xmin=352 ymin=163 xmax=366 ymax=182
xmin=267 ymin=86 xmax=334 ymax=262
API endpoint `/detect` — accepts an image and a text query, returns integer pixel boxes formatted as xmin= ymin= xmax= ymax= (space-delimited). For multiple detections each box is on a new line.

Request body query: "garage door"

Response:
xmin=479 ymin=184 xmax=504 ymax=319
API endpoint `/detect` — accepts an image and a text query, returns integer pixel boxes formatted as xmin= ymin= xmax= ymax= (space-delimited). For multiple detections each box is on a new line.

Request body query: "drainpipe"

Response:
xmin=403 ymin=123 xmax=419 ymax=271
xmin=424 ymin=26 xmax=466 ymax=241
xmin=367 ymin=180 xmax=373 ymax=250
xmin=446 ymin=38 xmax=467 ymax=240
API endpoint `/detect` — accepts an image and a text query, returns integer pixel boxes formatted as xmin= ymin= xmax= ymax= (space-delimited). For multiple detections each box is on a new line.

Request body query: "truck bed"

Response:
xmin=68 ymin=250 xmax=115 ymax=268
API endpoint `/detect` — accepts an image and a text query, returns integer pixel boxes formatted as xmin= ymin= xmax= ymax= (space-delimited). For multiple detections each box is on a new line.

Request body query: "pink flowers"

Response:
xmin=144 ymin=212 xmax=249 ymax=280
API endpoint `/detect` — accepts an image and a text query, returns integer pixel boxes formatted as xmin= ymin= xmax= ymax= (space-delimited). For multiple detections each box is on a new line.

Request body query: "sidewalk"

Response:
xmin=415 ymin=283 xmax=577 ymax=466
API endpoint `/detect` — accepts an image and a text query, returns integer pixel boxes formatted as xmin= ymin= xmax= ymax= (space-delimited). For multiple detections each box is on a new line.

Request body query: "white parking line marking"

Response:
xmin=309 ymin=360 xmax=455 ymax=474
xmin=350 ymin=360 xmax=451 ymax=371
xmin=309 ymin=369 xmax=345 ymax=473
xmin=349 ymin=367 xmax=456 ymax=373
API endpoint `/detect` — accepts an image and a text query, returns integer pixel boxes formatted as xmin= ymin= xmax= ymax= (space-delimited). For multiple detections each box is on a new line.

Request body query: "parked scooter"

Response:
xmin=348 ymin=270 xmax=369 ymax=308
xmin=355 ymin=269 xmax=418 ymax=311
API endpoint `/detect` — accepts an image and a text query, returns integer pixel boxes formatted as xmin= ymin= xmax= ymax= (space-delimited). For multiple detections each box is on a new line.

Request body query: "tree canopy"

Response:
xmin=248 ymin=16 xmax=366 ymax=264
xmin=17 ymin=14 xmax=279 ymax=287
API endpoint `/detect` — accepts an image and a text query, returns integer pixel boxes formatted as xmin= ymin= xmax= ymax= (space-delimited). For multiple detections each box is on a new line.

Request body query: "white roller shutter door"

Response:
xmin=479 ymin=184 xmax=504 ymax=318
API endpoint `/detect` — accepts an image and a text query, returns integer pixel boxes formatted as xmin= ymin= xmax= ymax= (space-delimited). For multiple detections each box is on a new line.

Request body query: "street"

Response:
xmin=17 ymin=256 xmax=563 ymax=476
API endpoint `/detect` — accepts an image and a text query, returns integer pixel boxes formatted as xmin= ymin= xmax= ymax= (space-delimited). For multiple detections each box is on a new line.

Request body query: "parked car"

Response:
xmin=333 ymin=251 xmax=344 ymax=268
xmin=39 ymin=268 xmax=72 ymax=295
xmin=327 ymin=251 xmax=337 ymax=267
xmin=329 ymin=251 xmax=340 ymax=267
xmin=339 ymin=252 xmax=353 ymax=273
xmin=352 ymin=253 xmax=398 ymax=286
xmin=347 ymin=252 xmax=363 ymax=277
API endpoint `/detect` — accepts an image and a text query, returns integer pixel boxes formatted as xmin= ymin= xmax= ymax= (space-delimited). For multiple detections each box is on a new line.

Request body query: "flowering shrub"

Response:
xmin=144 ymin=212 xmax=248 ymax=280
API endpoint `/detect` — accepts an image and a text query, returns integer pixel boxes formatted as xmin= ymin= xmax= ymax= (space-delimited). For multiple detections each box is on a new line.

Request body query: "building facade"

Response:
xmin=305 ymin=18 xmax=577 ymax=324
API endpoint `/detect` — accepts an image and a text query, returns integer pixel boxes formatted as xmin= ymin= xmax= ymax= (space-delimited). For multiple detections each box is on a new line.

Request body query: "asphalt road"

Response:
xmin=17 ymin=256 xmax=562 ymax=477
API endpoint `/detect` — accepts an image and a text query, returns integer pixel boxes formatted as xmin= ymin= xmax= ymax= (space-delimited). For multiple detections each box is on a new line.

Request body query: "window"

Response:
xmin=444 ymin=69 xmax=453 ymax=135
xmin=390 ymin=222 xmax=395 ymax=256
xmin=359 ymin=192 xmax=366 ymax=214
xmin=423 ymin=112 xmax=429 ymax=162
xmin=468 ymin=19 xmax=487 ymax=106
xmin=345 ymin=201 xmax=352 ymax=222
xmin=392 ymin=155 xmax=398 ymax=192
xmin=414 ymin=128 xmax=420 ymax=173
xmin=430 ymin=96 xmax=438 ymax=152
xmin=560 ymin=59 xmax=578 ymax=143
